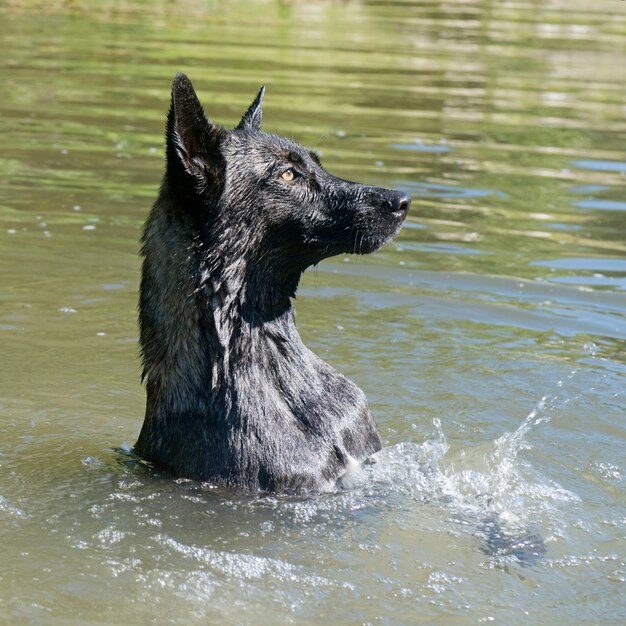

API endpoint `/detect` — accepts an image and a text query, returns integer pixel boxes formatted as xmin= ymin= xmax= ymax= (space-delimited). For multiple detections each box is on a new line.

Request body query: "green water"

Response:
xmin=1 ymin=1 xmax=625 ymax=624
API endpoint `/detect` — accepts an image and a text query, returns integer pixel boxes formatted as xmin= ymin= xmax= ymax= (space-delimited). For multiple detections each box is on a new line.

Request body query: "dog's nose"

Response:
xmin=390 ymin=193 xmax=411 ymax=218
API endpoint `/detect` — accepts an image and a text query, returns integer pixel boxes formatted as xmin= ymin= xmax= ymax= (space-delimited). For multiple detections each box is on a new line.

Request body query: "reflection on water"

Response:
xmin=392 ymin=142 xmax=453 ymax=153
xmin=573 ymin=198 xmax=626 ymax=211
xmin=0 ymin=0 xmax=625 ymax=624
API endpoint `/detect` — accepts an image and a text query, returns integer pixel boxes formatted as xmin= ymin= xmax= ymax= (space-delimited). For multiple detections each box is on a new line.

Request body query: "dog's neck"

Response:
xmin=195 ymin=214 xmax=312 ymax=329
xmin=197 ymin=249 xmax=303 ymax=353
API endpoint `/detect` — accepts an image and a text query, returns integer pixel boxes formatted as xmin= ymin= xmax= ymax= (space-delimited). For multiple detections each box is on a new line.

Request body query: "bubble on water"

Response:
xmin=587 ymin=461 xmax=622 ymax=484
xmin=260 ymin=520 xmax=274 ymax=532
xmin=81 ymin=455 xmax=103 ymax=468
xmin=607 ymin=569 xmax=626 ymax=583
xmin=426 ymin=570 xmax=465 ymax=594
xmin=95 ymin=526 xmax=134 ymax=546
xmin=583 ymin=341 xmax=598 ymax=356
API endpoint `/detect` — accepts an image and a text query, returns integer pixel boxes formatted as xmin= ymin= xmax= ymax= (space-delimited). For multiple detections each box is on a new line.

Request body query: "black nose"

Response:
xmin=390 ymin=193 xmax=411 ymax=218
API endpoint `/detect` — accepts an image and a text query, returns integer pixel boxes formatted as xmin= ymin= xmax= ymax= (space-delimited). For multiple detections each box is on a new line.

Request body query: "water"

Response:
xmin=1 ymin=0 xmax=625 ymax=623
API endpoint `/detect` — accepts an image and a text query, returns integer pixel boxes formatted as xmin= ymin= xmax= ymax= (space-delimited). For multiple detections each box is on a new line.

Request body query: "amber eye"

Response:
xmin=281 ymin=168 xmax=296 ymax=181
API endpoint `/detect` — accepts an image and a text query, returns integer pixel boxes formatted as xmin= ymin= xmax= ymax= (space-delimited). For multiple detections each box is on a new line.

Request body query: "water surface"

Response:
xmin=1 ymin=0 xmax=625 ymax=624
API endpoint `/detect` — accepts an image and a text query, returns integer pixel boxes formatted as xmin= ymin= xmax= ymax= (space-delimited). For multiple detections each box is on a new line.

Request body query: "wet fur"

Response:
xmin=135 ymin=74 xmax=410 ymax=492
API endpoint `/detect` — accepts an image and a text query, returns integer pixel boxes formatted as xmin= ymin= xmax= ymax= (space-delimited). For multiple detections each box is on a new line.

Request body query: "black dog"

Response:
xmin=135 ymin=73 xmax=410 ymax=492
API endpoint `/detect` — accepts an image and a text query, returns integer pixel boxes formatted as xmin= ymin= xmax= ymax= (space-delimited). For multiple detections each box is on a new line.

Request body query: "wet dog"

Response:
xmin=135 ymin=73 xmax=410 ymax=492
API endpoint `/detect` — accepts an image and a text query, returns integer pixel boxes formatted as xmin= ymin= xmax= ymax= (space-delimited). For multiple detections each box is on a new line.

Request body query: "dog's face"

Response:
xmin=223 ymin=130 xmax=410 ymax=258
xmin=166 ymin=74 xmax=410 ymax=264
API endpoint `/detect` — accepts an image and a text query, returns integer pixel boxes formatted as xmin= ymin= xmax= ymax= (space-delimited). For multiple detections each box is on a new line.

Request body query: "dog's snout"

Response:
xmin=388 ymin=192 xmax=411 ymax=218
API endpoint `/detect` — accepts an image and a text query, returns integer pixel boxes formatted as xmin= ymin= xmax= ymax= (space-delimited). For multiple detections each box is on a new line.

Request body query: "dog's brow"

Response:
xmin=286 ymin=151 xmax=307 ymax=167
xmin=308 ymin=150 xmax=322 ymax=165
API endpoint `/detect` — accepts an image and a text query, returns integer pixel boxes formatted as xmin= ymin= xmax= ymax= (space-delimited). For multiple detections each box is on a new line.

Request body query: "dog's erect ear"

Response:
xmin=167 ymin=73 xmax=224 ymax=182
xmin=236 ymin=86 xmax=265 ymax=131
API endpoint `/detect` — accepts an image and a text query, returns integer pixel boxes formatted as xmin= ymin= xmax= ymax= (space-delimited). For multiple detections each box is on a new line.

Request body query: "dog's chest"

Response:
xmin=230 ymin=340 xmax=377 ymax=484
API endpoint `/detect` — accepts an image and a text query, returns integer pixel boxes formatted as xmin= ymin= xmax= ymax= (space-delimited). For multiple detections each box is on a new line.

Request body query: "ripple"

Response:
xmin=571 ymin=159 xmax=626 ymax=173
xmin=0 ymin=495 xmax=27 ymax=518
xmin=155 ymin=534 xmax=353 ymax=590
xmin=398 ymin=181 xmax=505 ymax=199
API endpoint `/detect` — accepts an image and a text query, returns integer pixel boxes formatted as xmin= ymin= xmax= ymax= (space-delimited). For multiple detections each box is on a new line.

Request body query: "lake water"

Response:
xmin=1 ymin=0 xmax=625 ymax=623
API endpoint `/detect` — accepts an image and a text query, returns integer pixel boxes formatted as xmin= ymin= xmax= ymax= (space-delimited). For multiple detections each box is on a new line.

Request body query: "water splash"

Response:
xmin=341 ymin=386 xmax=580 ymax=565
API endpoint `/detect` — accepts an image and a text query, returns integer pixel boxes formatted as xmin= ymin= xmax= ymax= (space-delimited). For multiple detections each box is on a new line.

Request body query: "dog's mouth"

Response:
xmin=356 ymin=195 xmax=411 ymax=253
xmin=306 ymin=219 xmax=406 ymax=256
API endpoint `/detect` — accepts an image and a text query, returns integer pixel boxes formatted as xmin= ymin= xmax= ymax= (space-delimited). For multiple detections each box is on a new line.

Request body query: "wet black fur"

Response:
xmin=135 ymin=73 xmax=411 ymax=492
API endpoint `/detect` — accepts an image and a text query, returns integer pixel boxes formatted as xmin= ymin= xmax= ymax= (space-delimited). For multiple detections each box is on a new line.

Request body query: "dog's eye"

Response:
xmin=281 ymin=168 xmax=298 ymax=182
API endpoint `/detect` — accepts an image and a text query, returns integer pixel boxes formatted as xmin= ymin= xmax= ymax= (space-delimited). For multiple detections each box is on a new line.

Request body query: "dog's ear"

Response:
xmin=167 ymin=73 xmax=224 ymax=183
xmin=236 ymin=86 xmax=265 ymax=131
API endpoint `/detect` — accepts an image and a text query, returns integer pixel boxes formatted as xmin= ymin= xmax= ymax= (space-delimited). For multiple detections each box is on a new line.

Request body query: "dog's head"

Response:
xmin=166 ymin=73 xmax=410 ymax=266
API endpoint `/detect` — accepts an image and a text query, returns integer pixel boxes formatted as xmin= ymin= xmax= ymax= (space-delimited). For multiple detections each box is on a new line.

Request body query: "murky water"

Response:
xmin=1 ymin=0 xmax=625 ymax=623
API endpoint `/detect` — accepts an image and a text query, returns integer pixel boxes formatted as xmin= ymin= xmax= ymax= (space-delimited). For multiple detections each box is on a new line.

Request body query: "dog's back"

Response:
xmin=135 ymin=74 xmax=410 ymax=492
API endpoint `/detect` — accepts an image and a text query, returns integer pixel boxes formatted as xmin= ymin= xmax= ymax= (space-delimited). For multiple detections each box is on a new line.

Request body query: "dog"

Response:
xmin=134 ymin=73 xmax=410 ymax=492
